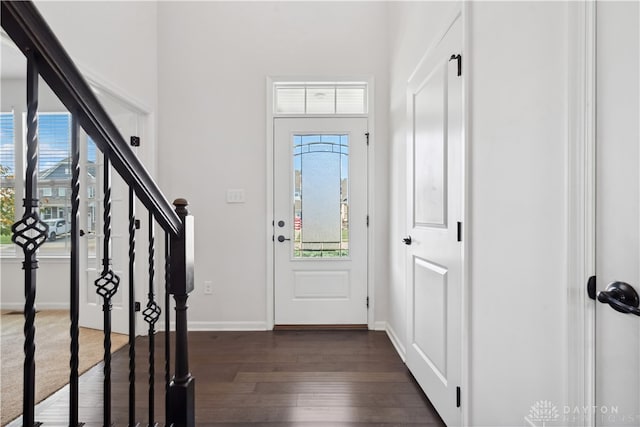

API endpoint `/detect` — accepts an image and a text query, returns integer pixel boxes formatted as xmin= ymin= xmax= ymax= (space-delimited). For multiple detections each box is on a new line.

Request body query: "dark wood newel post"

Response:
xmin=168 ymin=198 xmax=195 ymax=427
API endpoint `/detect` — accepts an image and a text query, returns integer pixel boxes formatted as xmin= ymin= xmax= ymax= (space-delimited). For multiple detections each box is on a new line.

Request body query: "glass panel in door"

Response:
xmin=293 ymin=134 xmax=349 ymax=258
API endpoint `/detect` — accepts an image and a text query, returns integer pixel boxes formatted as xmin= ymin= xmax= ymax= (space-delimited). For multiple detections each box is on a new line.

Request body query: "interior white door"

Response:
xmin=405 ymin=14 xmax=463 ymax=426
xmin=274 ymin=117 xmax=368 ymax=325
xmin=595 ymin=2 xmax=640 ymax=425
xmin=79 ymin=111 xmax=139 ymax=334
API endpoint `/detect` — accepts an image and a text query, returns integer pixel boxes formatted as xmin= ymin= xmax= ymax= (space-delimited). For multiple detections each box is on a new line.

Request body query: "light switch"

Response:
xmin=226 ymin=189 xmax=245 ymax=203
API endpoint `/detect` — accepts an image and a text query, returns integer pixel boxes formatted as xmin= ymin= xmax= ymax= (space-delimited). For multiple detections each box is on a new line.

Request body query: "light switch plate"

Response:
xmin=226 ymin=189 xmax=245 ymax=203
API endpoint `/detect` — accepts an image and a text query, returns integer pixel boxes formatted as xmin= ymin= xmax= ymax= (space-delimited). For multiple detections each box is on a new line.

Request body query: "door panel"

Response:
xmin=406 ymin=14 xmax=462 ymax=426
xmin=274 ymin=118 xmax=368 ymax=325
xmin=595 ymin=2 xmax=640 ymax=424
xmin=413 ymin=258 xmax=448 ymax=379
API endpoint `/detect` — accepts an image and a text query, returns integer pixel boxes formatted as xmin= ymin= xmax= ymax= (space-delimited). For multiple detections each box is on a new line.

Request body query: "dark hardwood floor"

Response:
xmin=9 ymin=330 xmax=445 ymax=426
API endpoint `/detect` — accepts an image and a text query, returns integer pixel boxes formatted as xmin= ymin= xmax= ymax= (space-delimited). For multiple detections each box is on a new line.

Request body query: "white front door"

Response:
xmin=405 ymin=13 xmax=463 ymax=426
xmin=595 ymin=1 xmax=640 ymax=425
xmin=274 ymin=117 xmax=368 ymax=325
xmin=79 ymin=111 xmax=139 ymax=334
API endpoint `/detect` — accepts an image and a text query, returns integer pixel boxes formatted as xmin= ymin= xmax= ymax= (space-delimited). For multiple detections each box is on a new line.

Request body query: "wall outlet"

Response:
xmin=203 ymin=280 xmax=213 ymax=295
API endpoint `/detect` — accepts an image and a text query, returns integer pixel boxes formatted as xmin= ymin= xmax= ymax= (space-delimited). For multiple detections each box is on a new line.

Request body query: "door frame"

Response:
xmin=265 ymin=76 xmax=376 ymax=330
xmin=566 ymin=1 xmax=596 ymax=424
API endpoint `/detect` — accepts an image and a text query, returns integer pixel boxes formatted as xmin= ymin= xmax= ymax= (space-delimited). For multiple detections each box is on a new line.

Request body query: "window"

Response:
xmin=0 ymin=112 xmax=15 ymax=254
xmin=36 ymin=113 xmax=71 ymax=254
xmin=275 ymin=82 xmax=368 ymax=115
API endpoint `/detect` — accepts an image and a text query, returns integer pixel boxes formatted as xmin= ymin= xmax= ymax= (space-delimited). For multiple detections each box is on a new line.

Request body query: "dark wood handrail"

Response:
xmin=1 ymin=1 xmax=181 ymax=237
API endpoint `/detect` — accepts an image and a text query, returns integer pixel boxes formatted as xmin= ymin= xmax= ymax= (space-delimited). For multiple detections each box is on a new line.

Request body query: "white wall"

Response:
xmin=157 ymin=2 xmax=390 ymax=328
xmin=468 ymin=2 xmax=568 ymax=423
xmin=388 ymin=1 xmax=569 ymax=425
xmin=33 ymin=1 xmax=158 ymax=112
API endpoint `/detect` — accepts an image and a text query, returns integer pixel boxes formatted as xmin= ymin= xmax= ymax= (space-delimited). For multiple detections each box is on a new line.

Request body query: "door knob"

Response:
xmin=277 ymin=235 xmax=291 ymax=242
xmin=403 ymin=236 xmax=412 ymax=245
xmin=597 ymin=281 xmax=640 ymax=316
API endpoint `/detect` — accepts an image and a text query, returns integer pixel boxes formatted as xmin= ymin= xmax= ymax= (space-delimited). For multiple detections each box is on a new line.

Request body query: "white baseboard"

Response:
xmin=385 ymin=322 xmax=406 ymax=362
xmin=1 ymin=302 xmax=69 ymax=311
xmin=373 ymin=321 xmax=387 ymax=331
xmin=158 ymin=320 xmax=269 ymax=331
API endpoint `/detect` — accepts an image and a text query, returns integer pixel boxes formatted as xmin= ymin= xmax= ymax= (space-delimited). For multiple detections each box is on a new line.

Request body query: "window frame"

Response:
xmin=273 ymin=81 xmax=369 ymax=117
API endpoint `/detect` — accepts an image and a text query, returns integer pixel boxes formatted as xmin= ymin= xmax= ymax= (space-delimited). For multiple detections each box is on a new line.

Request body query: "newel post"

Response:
xmin=167 ymin=198 xmax=195 ymax=427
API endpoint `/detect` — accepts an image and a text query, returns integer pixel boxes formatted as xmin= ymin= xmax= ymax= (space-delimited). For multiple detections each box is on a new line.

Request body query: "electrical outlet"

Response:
xmin=203 ymin=280 xmax=213 ymax=295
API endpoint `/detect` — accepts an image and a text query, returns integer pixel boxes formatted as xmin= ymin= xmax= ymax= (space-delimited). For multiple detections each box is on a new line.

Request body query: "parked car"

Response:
xmin=44 ymin=219 xmax=71 ymax=240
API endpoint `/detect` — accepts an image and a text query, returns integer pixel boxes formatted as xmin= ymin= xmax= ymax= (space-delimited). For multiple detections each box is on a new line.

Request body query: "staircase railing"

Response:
xmin=1 ymin=1 xmax=195 ymax=426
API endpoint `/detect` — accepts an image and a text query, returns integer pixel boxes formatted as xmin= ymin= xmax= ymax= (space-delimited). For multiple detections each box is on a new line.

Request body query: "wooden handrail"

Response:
xmin=1 ymin=1 xmax=181 ymax=236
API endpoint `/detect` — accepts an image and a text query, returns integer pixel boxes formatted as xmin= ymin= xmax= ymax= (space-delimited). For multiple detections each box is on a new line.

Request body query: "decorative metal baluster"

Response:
xmin=94 ymin=152 xmax=120 ymax=427
xmin=143 ymin=211 xmax=161 ymax=426
xmin=69 ymin=115 xmax=81 ymax=426
xmin=128 ymin=187 xmax=136 ymax=426
xmin=164 ymin=232 xmax=171 ymax=422
xmin=11 ymin=51 xmax=48 ymax=427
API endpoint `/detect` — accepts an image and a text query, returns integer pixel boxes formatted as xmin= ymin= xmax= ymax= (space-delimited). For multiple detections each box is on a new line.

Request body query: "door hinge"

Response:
xmin=365 ymin=132 xmax=370 ymax=146
xmin=134 ymin=301 xmax=141 ymax=312
xmin=587 ymin=275 xmax=597 ymax=300
xmin=456 ymin=386 xmax=461 ymax=407
xmin=366 ymin=215 xmax=369 ymax=227
xmin=449 ymin=54 xmax=462 ymax=77
xmin=130 ymin=136 xmax=140 ymax=147
xmin=457 ymin=221 xmax=462 ymax=242
xmin=134 ymin=219 xmax=141 ymax=230
xmin=366 ymin=297 xmax=369 ymax=308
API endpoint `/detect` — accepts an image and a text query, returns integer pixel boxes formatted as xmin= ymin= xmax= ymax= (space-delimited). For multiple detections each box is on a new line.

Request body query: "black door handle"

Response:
xmin=79 ymin=229 xmax=85 ymax=237
xmin=403 ymin=236 xmax=412 ymax=245
xmin=597 ymin=281 xmax=640 ymax=316
xmin=277 ymin=235 xmax=291 ymax=242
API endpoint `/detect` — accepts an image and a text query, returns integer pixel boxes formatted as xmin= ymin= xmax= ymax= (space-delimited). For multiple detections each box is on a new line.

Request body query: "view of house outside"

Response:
xmin=0 ymin=112 xmax=97 ymax=256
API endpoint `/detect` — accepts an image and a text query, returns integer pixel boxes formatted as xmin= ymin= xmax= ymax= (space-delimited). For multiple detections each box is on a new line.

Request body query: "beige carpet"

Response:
xmin=0 ymin=310 xmax=128 ymax=426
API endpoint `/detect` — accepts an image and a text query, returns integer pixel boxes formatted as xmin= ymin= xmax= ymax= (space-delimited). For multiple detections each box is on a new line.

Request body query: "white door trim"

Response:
xmin=566 ymin=1 xmax=596 ymax=424
xmin=266 ymin=76 xmax=376 ymax=330
xmin=461 ymin=3 xmax=470 ymax=424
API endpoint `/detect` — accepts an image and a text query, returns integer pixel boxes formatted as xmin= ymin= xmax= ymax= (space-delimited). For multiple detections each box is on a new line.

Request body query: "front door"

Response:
xmin=594 ymin=1 xmax=640 ymax=425
xmin=274 ymin=117 xmax=368 ymax=325
xmin=405 ymin=13 xmax=463 ymax=426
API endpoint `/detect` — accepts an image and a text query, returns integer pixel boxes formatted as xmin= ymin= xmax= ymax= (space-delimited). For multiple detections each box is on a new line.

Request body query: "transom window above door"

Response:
xmin=274 ymin=82 xmax=368 ymax=115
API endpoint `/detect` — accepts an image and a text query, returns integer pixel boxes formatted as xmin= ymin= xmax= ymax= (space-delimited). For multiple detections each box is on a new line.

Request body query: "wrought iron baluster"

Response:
xmin=69 ymin=114 xmax=81 ymax=426
xmin=94 ymin=152 xmax=120 ymax=427
xmin=11 ymin=51 xmax=47 ymax=427
xmin=143 ymin=211 xmax=161 ymax=426
xmin=164 ymin=231 xmax=171 ymax=422
xmin=128 ymin=187 xmax=136 ymax=426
